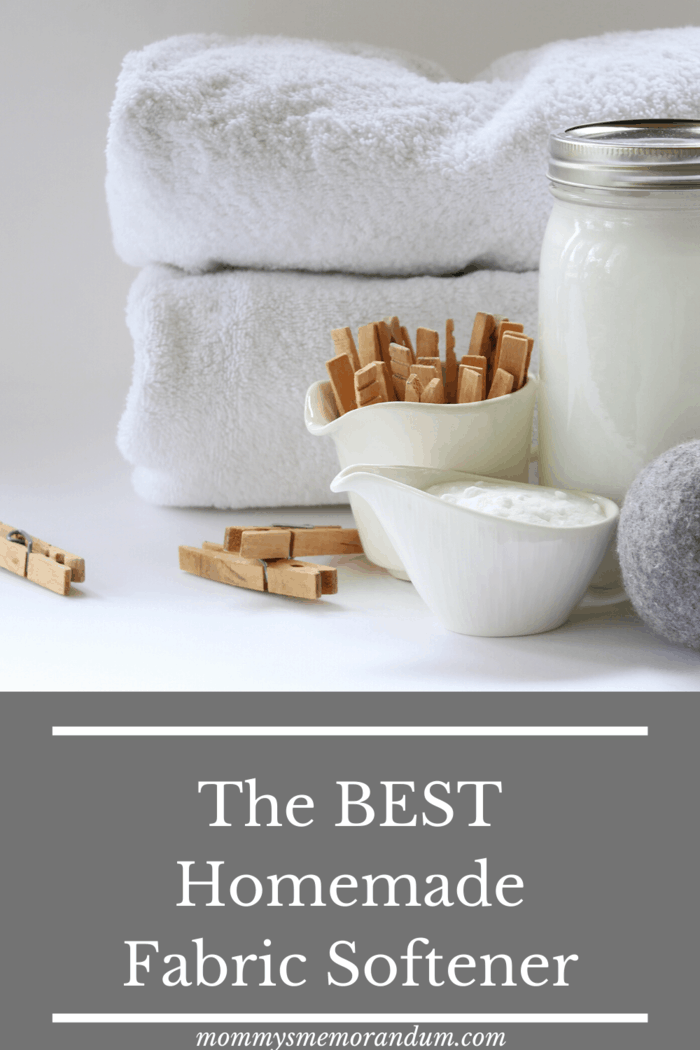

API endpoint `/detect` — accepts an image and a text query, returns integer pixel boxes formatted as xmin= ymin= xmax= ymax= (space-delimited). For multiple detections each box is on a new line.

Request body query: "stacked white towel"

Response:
xmin=108 ymin=28 xmax=700 ymax=507
xmin=118 ymin=266 xmax=538 ymax=508
xmin=107 ymin=28 xmax=700 ymax=276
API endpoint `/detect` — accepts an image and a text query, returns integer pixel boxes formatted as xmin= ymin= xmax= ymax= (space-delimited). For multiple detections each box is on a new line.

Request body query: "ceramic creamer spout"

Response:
xmin=330 ymin=464 xmax=397 ymax=502
xmin=331 ymin=463 xmax=462 ymax=507
xmin=330 ymin=464 xmax=430 ymax=580
xmin=330 ymin=464 xmax=434 ymax=529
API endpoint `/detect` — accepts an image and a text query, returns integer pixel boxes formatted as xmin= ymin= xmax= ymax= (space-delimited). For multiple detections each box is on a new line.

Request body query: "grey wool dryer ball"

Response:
xmin=618 ymin=440 xmax=700 ymax=648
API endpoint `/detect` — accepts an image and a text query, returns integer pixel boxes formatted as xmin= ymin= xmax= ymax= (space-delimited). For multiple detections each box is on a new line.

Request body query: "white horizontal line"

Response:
xmin=52 ymin=1014 xmax=648 ymax=1024
xmin=51 ymin=726 xmax=648 ymax=737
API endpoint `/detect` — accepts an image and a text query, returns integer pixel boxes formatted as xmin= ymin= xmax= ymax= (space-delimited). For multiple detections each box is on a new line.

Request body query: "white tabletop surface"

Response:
xmin=2 ymin=395 xmax=699 ymax=695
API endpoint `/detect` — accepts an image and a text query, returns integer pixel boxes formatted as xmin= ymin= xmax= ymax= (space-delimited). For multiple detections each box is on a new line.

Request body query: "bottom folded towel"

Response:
xmin=118 ymin=265 xmax=539 ymax=508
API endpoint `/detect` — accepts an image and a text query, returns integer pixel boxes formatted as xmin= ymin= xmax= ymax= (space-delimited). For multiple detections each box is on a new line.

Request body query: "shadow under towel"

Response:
xmin=117 ymin=266 xmax=539 ymax=508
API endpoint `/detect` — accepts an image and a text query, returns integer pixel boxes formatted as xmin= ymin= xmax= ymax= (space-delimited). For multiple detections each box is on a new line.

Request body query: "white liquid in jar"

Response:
xmin=538 ymin=189 xmax=700 ymax=507
xmin=427 ymin=479 xmax=605 ymax=527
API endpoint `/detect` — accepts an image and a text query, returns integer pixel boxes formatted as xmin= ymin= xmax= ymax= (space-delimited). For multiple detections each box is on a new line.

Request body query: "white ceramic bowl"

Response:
xmin=305 ymin=376 xmax=537 ymax=579
xmin=330 ymin=464 xmax=619 ymax=637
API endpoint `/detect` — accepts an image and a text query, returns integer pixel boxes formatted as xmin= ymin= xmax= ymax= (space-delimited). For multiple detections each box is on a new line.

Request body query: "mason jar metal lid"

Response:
xmin=548 ymin=120 xmax=700 ymax=189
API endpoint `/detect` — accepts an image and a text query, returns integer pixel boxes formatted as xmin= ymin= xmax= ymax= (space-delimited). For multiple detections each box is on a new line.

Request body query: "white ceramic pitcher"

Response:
xmin=305 ymin=376 xmax=537 ymax=579
xmin=331 ymin=464 xmax=618 ymax=636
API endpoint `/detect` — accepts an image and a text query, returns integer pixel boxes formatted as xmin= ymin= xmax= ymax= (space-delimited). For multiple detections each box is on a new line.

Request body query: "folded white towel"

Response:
xmin=117 ymin=266 xmax=538 ymax=508
xmin=107 ymin=28 xmax=700 ymax=277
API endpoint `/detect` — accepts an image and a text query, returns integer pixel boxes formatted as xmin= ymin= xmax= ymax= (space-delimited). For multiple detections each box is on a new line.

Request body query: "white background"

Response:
xmin=2 ymin=1 xmax=700 ymax=691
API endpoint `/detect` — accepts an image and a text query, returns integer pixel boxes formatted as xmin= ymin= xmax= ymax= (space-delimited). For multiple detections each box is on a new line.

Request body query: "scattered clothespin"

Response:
xmin=179 ymin=525 xmax=363 ymax=600
xmin=0 ymin=521 xmax=85 ymax=595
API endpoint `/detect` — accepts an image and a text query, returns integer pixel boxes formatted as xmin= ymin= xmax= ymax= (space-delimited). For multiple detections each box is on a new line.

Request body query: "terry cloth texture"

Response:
xmin=106 ymin=28 xmax=700 ymax=276
xmin=618 ymin=440 xmax=700 ymax=650
xmin=118 ymin=266 xmax=538 ymax=508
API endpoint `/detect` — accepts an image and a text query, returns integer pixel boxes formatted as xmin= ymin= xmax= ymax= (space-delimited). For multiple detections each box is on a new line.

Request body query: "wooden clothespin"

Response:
xmin=223 ymin=524 xmax=363 ymax=559
xmin=0 ymin=522 xmax=85 ymax=595
xmin=179 ymin=525 xmax=363 ymax=600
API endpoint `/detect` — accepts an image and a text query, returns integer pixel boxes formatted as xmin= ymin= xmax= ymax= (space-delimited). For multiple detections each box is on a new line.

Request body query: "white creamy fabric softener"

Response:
xmin=538 ymin=120 xmax=700 ymax=587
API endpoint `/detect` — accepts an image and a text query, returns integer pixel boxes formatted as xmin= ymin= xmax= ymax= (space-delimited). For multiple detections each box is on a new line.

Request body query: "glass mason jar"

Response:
xmin=538 ymin=120 xmax=700 ymax=589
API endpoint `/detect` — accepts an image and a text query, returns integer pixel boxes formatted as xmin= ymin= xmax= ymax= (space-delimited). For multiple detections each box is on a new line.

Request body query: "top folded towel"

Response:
xmin=106 ymin=28 xmax=700 ymax=276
